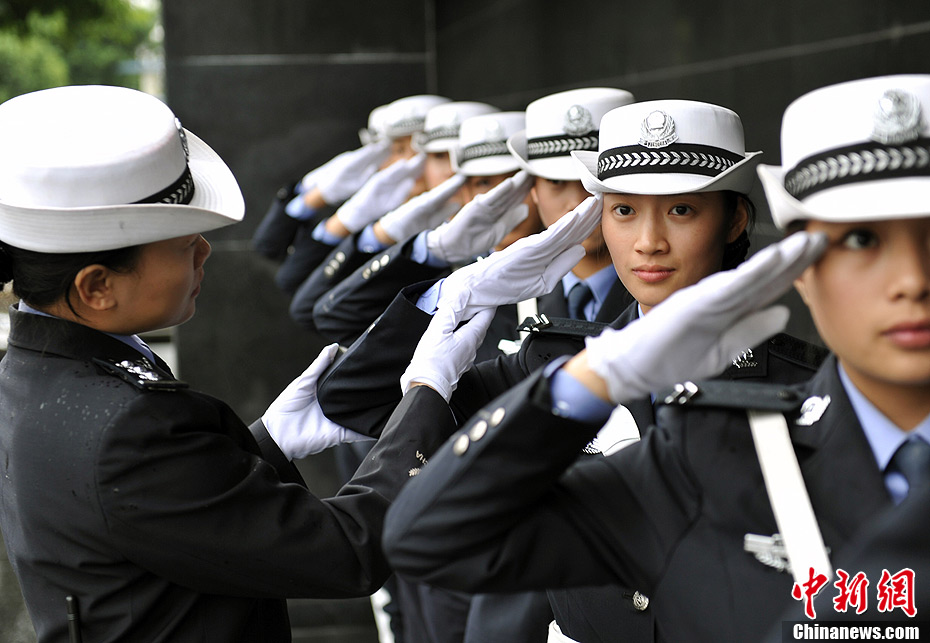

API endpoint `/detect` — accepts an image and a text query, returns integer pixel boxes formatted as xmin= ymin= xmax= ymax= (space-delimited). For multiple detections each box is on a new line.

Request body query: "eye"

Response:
xmin=669 ymin=204 xmax=694 ymax=216
xmin=841 ymin=229 xmax=878 ymax=250
xmin=611 ymin=203 xmax=634 ymax=216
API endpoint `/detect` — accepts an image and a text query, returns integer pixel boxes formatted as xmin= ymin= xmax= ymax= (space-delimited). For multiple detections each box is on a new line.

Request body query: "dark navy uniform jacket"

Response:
xmin=382 ymin=356 xmax=900 ymax=642
xmin=318 ymin=281 xmax=826 ymax=641
xmin=0 ymin=306 xmax=455 ymax=643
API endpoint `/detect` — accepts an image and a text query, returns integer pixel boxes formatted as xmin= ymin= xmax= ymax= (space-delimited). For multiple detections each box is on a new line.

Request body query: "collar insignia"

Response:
xmin=731 ymin=348 xmax=758 ymax=369
xmin=639 ymin=110 xmax=678 ymax=148
xmin=796 ymin=395 xmax=830 ymax=426
xmin=871 ymin=89 xmax=923 ymax=144
xmin=563 ymin=104 xmax=595 ymax=136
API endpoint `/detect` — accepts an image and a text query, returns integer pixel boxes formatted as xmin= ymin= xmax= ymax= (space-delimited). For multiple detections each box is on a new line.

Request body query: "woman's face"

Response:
xmin=795 ymin=218 xmax=930 ymax=421
xmin=533 ymin=177 xmax=605 ymax=256
xmin=423 ymin=151 xmax=455 ymax=191
xmin=601 ymin=192 xmax=746 ymax=313
xmin=111 ymin=234 xmax=211 ymax=334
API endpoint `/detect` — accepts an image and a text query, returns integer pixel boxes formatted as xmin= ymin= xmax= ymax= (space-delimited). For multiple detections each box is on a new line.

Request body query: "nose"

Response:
xmin=633 ymin=212 xmax=669 ymax=256
xmin=888 ymin=232 xmax=930 ymax=303
xmin=195 ymin=235 xmax=211 ymax=268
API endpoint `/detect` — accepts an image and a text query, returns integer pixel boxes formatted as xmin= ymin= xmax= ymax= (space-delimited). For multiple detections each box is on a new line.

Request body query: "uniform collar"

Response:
xmin=7 ymin=304 xmax=173 ymax=376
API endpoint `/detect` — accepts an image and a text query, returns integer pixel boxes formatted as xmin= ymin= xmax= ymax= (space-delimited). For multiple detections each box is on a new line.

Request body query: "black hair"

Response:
xmin=721 ymin=190 xmax=756 ymax=270
xmin=0 ymin=242 xmax=141 ymax=317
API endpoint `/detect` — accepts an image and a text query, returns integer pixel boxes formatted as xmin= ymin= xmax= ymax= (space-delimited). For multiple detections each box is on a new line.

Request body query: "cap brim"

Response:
xmin=757 ymin=163 xmax=930 ymax=229
xmin=0 ymin=128 xmax=244 ymax=253
xmin=572 ymin=150 xmax=763 ymax=196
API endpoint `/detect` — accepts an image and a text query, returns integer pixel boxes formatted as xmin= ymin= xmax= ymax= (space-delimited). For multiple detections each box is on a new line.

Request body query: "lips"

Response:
xmin=632 ymin=266 xmax=675 ymax=284
xmin=883 ymin=320 xmax=930 ymax=349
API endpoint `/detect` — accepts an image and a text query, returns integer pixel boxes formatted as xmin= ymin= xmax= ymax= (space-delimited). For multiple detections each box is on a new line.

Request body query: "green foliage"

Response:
xmin=0 ymin=0 xmax=158 ymax=100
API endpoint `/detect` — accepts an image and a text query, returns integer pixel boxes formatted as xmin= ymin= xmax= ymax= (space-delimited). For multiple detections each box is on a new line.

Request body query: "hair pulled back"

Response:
xmin=0 ymin=242 xmax=140 ymax=315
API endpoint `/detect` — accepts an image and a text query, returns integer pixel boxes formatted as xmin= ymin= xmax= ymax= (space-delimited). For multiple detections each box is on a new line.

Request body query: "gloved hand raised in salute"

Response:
xmin=286 ymin=141 xmax=392 ymax=219
xmin=435 ymin=193 xmax=604 ymax=319
xmin=425 ymin=170 xmax=534 ymax=264
xmin=376 ymin=173 xmax=466 ymax=244
xmin=572 ymin=231 xmax=828 ymax=404
xmin=333 ymin=153 xmax=427 ymax=233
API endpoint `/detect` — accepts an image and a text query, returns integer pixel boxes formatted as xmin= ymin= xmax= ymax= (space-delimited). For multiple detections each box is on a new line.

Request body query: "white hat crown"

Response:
xmin=453 ymin=111 xmax=525 ymax=176
xmin=571 ymin=99 xmax=762 ymax=195
xmin=0 ymin=85 xmax=243 ymax=253
xmin=758 ymin=74 xmax=930 ymax=228
xmin=381 ymin=95 xmax=451 ymax=138
xmin=416 ymin=101 xmax=500 ymax=153
xmin=508 ymin=87 xmax=635 ymax=181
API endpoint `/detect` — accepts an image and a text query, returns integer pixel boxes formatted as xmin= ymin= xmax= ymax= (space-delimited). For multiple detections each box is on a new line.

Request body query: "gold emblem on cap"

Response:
xmin=871 ymin=89 xmax=923 ymax=144
xmin=563 ymin=104 xmax=595 ymax=136
xmin=639 ymin=110 xmax=678 ymax=148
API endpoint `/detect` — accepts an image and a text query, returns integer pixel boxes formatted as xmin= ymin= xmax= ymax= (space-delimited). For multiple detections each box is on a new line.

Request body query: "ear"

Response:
xmin=726 ymin=196 xmax=750 ymax=243
xmin=530 ymin=184 xmax=540 ymax=207
xmin=72 ymin=265 xmax=118 ymax=311
xmin=794 ymin=273 xmax=811 ymax=306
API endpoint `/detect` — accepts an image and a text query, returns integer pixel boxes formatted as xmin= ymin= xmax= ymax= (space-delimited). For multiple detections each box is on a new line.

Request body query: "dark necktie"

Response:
xmin=888 ymin=436 xmax=930 ymax=499
xmin=567 ymin=282 xmax=594 ymax=321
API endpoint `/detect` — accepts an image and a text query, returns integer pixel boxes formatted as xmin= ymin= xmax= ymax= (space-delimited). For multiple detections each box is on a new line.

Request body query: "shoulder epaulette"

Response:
xmin=657 ymin=379 xmax=804 ymax=413
xmin=767 ymin=333 xmax=831 ymax=371
xmin=93 ymin=358 xmax=188 ymax=392
xmin=516 ymin=314 xmax=607 ymax=339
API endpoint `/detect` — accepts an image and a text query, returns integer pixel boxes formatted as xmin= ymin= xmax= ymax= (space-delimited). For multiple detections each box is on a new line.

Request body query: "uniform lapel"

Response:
xmin=789 ymin=357 xmax=893 ymax=546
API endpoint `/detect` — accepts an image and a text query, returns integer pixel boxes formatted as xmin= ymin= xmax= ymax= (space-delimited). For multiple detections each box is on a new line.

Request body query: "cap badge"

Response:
xmin=795 ymin=395 xmax=830 ymax=426
xmin=639 ymin=110 xmax=678 ymax=148
xmin=871 ymin=89 xmax=923 ymax=144
xmin=175 ymin=118 xmax=190 ymax=161
xmin=483 ymin=120 xmax=505 ymax=143
xmin=563 ymin=104 xmax=595 ymax=136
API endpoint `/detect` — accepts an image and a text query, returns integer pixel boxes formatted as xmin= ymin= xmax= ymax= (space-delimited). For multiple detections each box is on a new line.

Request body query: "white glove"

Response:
xmin=334 ymin=154 xmax=427 ymax=233
xmin=438 ymin=193 xmax=604 ymax=319
xmin=261 ymin=344 xmax=374 ymax=460
xmin=425 ymin=170 xmax=534 ymax=264
xmin=378 ymin=174 xmax=466 ymax=243
xmin=311 ymin=141 xmax=392 ymax=204
xmin=585 ymin=231 xmax=829 ymax=404
xmin=400 ymin=291 xmax=497 ymax=402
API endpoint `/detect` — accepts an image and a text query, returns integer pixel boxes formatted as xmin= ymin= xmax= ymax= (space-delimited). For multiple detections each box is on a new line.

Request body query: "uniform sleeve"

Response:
xmin=316 ymin=280 xmax=439 ymax=435
xmin=312 ymin=236 xmax=451 ymax=345
xmin=95 ymin=385 xmax=456 ymax=599
xmin=289 ymin=233 xmax=375 ymax=329
xmin=383 ymin=371 xmax=702 ymax=596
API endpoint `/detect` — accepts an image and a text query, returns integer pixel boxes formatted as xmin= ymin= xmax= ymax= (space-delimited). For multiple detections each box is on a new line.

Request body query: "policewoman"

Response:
xmin=0 ymin=85 xmax=459 ymax=643
xmin=310 ymin=110 xmax=537 ymax=354
xmin=382 ymin=74 xmax=930 ymax=641
xmin=317 ymin=98 xmax=822 ymax=448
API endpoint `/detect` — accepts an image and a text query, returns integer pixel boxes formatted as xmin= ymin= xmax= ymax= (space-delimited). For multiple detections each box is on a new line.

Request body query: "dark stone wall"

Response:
xmin=430 ymin=0 xmax=930 ymax=344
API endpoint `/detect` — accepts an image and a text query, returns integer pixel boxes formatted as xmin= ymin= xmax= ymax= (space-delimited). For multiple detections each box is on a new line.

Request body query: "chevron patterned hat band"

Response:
xmin=783 ymin=137 xmax=930 ymax=201
xmin=458 ymin=140 xmax=511 ymax=164
xmin=596 ymin=142 xmax=743 ymax=181
xmin=527 ymin=132 xmax=599 ymax=160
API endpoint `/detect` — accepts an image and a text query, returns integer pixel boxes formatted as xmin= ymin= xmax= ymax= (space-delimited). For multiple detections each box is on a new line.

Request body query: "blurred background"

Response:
xmin=1 ymin=1 xmax=929 ymax=641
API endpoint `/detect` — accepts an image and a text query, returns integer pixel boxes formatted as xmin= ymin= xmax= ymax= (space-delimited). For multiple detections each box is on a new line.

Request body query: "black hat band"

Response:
xmin=528 ymin=132 xmax=599 ymax=160
xmin=784 ymin=138 xmax=930 ymax=201
xmin=597 ymin=143 xmax=742 ymax=181
xmin=133 ymin=165 xmax=195 ymax=205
